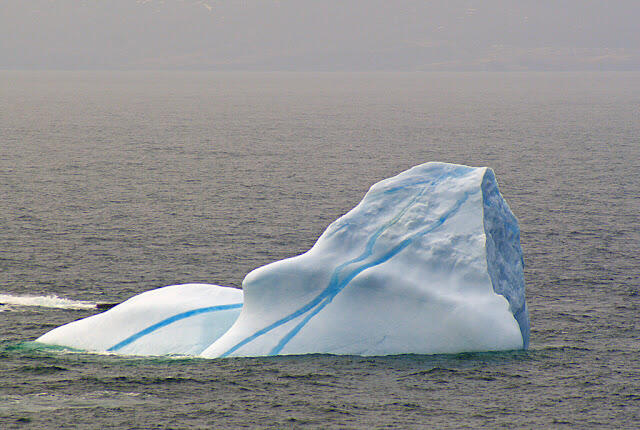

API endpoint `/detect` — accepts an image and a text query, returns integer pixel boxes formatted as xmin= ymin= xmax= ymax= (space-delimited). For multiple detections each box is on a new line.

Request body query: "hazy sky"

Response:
xmin=2 ymin=0 xmax=639 ymax=71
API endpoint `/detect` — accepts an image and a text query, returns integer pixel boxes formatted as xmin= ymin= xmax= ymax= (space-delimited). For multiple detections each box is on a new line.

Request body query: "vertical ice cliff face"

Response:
xmin=201 ymin=162 xmax=528 ymax=358
xmin=481 ymin=169 xmax=530 ymax=348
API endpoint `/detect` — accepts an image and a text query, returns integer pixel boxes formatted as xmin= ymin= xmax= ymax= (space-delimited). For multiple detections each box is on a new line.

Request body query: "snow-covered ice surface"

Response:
xmin=36 ymin=284 xmax=243 ymax=356
xmin=37 ymin=162 xmax=528 ymax=357
xmin=202 ymin=162 xmax=528 ymax=357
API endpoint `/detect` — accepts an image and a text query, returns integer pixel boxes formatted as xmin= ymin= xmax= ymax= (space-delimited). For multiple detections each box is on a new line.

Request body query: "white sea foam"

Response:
xmin=0 ymin=293 xmax=97 ymax=310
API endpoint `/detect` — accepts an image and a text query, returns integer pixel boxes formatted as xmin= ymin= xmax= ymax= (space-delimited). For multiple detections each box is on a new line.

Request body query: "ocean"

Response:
xmin=1 ymin=71 xmax=638 ymax=428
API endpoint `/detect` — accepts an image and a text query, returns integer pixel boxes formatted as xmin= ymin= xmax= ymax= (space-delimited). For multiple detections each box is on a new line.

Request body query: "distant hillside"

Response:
xmin=1 ymin=0 xmax=638 ymax=71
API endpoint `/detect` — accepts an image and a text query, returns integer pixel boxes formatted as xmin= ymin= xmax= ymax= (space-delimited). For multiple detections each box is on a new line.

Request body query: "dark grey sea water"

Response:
xmin=1 ymin=71 xmax=639 ymax=428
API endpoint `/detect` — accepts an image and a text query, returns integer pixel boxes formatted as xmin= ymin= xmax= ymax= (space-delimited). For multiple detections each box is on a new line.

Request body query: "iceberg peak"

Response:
xmin=202 ymin=162 xmax=528 ymax=357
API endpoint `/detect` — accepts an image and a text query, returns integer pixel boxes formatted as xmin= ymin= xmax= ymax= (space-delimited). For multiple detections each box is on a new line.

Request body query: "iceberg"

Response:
xmin=37 ymin=162 xmax=529 ymax=357
xmin=36 ymin=284 xmax=243 ymax=356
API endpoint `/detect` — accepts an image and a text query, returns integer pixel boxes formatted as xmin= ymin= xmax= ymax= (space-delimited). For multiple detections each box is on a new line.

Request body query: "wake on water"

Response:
xmin=0 ymin=293 xmax=98 ymax=311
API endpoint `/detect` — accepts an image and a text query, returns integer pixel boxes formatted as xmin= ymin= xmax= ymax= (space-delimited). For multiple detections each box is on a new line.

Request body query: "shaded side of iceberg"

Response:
xmin=36 ymin=284 xmax=243 ymax=356
xmin=201 ymin=162 xmax=528 ymax=358
xmin=482 ymin=169 xmax=530 ymax=348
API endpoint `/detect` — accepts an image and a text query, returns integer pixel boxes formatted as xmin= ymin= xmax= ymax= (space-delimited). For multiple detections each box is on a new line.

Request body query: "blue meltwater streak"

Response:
xmin=220 ymin=166 xmax=477 ymax=358
xmin=218 ymin=176 xmax=445 ymax=358
xmin=107 ymin=303 xmax=242 ymax=352
xmin=269 ymin=188 xmax=475 ymax=355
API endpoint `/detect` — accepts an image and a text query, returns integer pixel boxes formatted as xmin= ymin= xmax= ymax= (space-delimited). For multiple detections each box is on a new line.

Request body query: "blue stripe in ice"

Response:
xmin=269 ymin=188 xmax=474 ymax=355
xmin=219 ymin=166 xmax=475 ymax=357
xmin=107 ymin=303 xmax=243 ymax=352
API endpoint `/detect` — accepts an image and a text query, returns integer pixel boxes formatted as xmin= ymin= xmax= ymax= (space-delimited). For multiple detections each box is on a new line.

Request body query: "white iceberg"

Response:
xmin=36 ymin=284 xmax=243 ymax=356
xmin=37 ymin=162 xmax=529 ymax=357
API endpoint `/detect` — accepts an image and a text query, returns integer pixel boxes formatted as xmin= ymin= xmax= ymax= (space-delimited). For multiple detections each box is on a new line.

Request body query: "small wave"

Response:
xmin=0 ymin=293 xmax=97 ymax=310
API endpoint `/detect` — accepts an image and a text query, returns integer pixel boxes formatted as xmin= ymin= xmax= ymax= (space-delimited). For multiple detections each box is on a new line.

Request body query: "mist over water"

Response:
xmin=1 ymin=71 xmax=639 ymax=428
